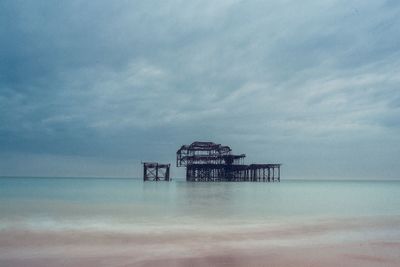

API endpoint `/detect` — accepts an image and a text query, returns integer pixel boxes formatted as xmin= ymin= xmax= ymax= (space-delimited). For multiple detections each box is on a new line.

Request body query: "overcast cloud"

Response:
xmin=1 ymin=0 xmax=399 ymax=179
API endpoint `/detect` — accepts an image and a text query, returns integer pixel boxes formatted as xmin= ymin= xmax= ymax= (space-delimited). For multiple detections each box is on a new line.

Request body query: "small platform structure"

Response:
xmin=143 ymin=162 xmax=171 ymax=181
xmin=177 ymin=141 xmax=281 ymax=182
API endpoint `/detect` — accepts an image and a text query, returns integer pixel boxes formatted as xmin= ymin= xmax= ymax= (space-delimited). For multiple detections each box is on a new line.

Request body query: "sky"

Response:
xmin=0 ymin=0 xmax=399 ymax=179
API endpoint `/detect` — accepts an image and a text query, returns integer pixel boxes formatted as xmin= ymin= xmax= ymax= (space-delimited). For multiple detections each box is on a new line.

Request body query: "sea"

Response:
xmin=1 ymin=177 xmax=399 ymax=231
xmin=1 ymin=177 xmax=400 ymax=266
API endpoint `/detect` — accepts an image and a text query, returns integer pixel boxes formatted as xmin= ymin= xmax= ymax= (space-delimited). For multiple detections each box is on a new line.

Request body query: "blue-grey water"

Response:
xmin=1 ymin=178 xmax=400 ymax=231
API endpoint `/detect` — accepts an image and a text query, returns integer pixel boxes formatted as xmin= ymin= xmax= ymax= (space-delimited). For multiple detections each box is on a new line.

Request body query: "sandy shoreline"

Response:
xmin=1 ymin=217 xmax=399 ymax=267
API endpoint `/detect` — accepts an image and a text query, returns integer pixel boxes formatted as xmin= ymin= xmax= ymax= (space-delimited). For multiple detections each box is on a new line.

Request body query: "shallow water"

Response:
xmin=1 ymin=178 xmax=400 ymax=267
xmin=1 ymin=178 xmax=399 ymax=231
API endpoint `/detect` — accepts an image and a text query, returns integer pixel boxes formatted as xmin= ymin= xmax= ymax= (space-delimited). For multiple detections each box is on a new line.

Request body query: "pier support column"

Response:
xmin=155 ymin=164 xmax=159 ymax=181
xmin=278 ymin=166 xmax=280 ymax=182
xmin=272 ymin=167 xmax=275 ymax=182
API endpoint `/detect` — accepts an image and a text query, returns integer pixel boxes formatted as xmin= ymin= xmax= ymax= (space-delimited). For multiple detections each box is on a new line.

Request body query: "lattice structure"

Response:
xmin=143 ymin=162 xmax=170 ymax=181
xmin=176 ymin=141 xmax=241 ymax=166
xmin=177 ymin=141 xmax=281 ymax=182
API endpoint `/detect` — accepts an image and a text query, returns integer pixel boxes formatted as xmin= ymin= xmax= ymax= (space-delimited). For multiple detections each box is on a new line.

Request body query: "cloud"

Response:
xmin=0 ymin=0 xmax=400 ymax=178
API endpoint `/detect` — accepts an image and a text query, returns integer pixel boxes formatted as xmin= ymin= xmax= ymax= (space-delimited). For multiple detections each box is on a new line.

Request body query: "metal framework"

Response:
xmin=177 ymin=141 xmax=281 ymax=182
xmin=143 ymin=162 xmax=171 ymax=181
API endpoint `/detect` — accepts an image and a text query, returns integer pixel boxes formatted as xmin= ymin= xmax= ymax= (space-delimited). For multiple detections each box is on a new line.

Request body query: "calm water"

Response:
xmin=1 ymin=178 xmax=400 ymax=231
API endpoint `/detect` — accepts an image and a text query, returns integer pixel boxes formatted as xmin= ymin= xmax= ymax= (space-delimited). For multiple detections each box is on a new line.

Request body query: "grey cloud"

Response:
xmin=0 ymin=0 xmax=400 ymax=178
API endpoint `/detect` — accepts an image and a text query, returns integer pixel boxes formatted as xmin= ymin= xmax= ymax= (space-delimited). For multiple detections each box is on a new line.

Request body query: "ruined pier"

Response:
xmin=177 ymin=141 xmax=281 ymax=182
xmin=142 ymin=162 xmax=171 ymax=181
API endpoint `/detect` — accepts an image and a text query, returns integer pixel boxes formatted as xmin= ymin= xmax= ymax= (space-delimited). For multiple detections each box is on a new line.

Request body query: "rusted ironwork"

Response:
xmin=143 ymin=162 xmax=171 ymax=181
xmin=177 ymin=141 xmax=281 ymax=182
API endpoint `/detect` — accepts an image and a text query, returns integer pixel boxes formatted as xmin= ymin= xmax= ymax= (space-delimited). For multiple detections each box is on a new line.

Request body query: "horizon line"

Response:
xmin=1 ymin=176 xmax=399 ymax=182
